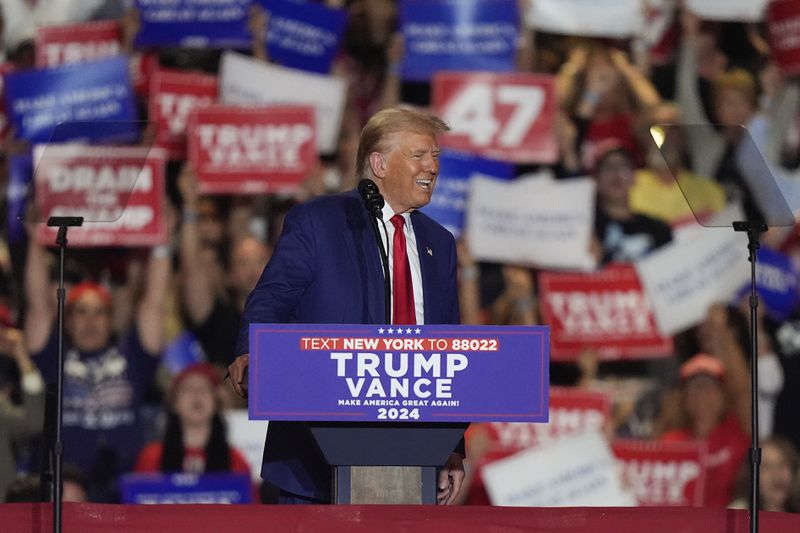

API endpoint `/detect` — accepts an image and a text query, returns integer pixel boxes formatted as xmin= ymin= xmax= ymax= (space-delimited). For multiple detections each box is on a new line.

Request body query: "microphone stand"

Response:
xmin=368 ymin=212 xmax=391 ymax=324
xmin=46 ymin=215 xmax=83 ymax=533
xmin=733 ymin=219 xmax=766 ymax=533
xmin=359 ymin=180 xmax=391 ymax=324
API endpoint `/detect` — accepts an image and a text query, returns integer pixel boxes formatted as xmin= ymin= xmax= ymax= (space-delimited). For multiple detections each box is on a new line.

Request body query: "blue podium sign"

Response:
xmin=120 ymin=473 xmax=251 ymax=504
xmin=249 ymin=324 xmax=549 ymax=423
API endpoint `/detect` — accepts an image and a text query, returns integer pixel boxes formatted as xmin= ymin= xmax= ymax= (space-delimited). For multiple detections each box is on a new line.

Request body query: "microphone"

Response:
xmin=358 ymin=179 xmax=384 ymax=219
xmin=358 ymin=178 xmax=391 ymax=323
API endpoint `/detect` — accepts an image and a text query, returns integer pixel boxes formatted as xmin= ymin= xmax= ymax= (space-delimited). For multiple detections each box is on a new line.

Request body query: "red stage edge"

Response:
xmin=1 ymin=503 xmax=799 ymax=533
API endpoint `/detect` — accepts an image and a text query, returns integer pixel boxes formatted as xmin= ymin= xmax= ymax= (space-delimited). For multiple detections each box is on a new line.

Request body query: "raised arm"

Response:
xmin=23 ymin=235 xmax=55 ymax=354
xmin=177 ymin=164 xmax=216 ymax=326
xmin=705 ymin=304 xmax=752 ymax=435
xmin=378 ymin=33 xmax=404 ymax=110
xmin=135 ymin=205 xmax=175 ymax=356
xmin=229 ymin=203 xmax=316 ymax=397
xmin=609 ymin=49 xmax=661 ymax=110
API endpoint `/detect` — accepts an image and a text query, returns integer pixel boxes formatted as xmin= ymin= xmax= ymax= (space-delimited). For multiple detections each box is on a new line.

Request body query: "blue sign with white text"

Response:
xmin=249 ymin=324 xmax=549 ymax=422
xmin=134 ymin=0 xmax=251 ymax=48
xmin=6 ymin=152 xmax=33 ymax=244
xmin=421 ymin=150 xmax=514 ymax=238
xmin=259 ymin=0 xmax=348 ymax=73
xmin=737 ymin=247 xmax=800 ymax=321
xmin=399 ymin=0 xmax=519 ymax=81
xmin=4 ymin=56 xmax=138 ymax=143
xmin=120 ymin=473 xmax=252 ymax=504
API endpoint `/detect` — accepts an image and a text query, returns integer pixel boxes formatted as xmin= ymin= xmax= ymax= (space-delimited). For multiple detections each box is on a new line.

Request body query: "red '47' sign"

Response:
xmin=150 ymin=69 xmax=218 ymax=159
xmin=35 ymin=145 xmax=168 ymax=247
xmin=432 ymin=72 xmax=557 ymax=163
xmin=188 ymin=104 xmax=316 ymax=195
xmin=539 ymin=264 xmax=673 ymax=361
xmin=35 ymin=20 xmax=121 ymax=68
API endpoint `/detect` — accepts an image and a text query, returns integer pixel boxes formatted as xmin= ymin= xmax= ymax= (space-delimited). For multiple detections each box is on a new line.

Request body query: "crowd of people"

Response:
xmin=1 ymin=0 xmax=799 ymax=511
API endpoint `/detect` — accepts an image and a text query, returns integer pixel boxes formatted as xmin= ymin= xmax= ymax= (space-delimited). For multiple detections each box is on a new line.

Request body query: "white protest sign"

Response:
xmin=466 ymin=175 xmax=597 ymax=270
xmin=525 ymin=0 xmax=644 ymax=38
xmin=483 ymin=430 xmax=635 ymax=507
xmin=635 ymin=229 xmax=749 ymax=336
xmin=219 ymin=51 xmax=346 ymax=154
xmin=686 ymin=0 xmax=769 ymax=22
xmin=224 ymin=410 xmax=268 ymax=482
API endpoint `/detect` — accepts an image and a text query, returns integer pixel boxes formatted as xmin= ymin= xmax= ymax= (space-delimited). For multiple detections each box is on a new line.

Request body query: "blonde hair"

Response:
xmin=714 ymin=68 xmax=758 ymax=109
xmin=355 ymin=108 xmax=449 ymax=179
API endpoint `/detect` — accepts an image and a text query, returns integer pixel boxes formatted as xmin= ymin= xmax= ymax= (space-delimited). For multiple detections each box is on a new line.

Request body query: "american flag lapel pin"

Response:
xmin=427 ymin=246 xmax=433 ymax=256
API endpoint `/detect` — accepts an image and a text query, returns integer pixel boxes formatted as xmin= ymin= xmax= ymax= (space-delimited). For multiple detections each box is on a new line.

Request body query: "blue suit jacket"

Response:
xmin=237 ymin=189 xmax=460 ymax=500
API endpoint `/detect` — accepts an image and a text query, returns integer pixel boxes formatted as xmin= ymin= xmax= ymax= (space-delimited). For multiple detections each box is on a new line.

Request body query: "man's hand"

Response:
xmin=437 ymin=453 xmax=465 ymax=505
xmin=228 ymin=354 xmax=250 ymax=398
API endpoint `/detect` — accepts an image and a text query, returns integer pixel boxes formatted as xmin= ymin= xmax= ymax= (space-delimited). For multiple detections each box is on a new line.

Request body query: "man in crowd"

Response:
xmin=24 ymin=239 xmax=170 ymax=501
xmin=228 ymin=107 xmax=464 ymax=505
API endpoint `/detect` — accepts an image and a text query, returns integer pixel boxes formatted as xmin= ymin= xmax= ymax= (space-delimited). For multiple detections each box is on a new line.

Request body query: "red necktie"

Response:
xmin=390 ymin=214 xmax=416 ymax=325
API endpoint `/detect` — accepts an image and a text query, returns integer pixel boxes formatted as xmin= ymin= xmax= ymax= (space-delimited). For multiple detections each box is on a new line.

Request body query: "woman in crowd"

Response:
xmin=659 ymin=304 xmax=752 ymax=507
xmin=134 ymin=362 xmax=250 ymax=475
xmin=557 ymin=43 xmax=661 ymax=174
xmin=731 ymin=435 xmax=800 ymax=513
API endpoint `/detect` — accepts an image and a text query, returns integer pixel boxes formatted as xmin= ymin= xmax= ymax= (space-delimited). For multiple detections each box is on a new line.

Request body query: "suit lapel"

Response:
xmin=410 ymin=211 xmax=435 ymax=324
xmin=343 ymin=190 xmax=385 ymax=324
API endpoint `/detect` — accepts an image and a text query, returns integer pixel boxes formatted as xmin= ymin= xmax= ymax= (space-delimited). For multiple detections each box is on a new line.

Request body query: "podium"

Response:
xmin=310 ymin=422 xmax=466 ymax=503
xmin=249 ymin=324 xmax=550 ymax=504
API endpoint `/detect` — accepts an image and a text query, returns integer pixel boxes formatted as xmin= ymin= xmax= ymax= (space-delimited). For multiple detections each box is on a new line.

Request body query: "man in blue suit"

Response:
xmin=228 ymin=108 xmax=465 ymax=504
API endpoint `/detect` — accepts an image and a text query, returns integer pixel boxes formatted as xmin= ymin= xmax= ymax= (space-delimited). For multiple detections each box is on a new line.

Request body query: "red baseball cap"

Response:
xmin=66 ymin=282 xmax=113 ymax=309
xmin=169 ymin=363 xmax=222 ymax=401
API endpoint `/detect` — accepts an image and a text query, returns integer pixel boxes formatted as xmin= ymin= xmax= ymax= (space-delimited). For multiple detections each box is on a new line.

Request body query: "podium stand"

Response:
xmin=310 ymin=422 xmax=466 ymax=503
xmin=248 ymin=324 xmax=550 ymax=504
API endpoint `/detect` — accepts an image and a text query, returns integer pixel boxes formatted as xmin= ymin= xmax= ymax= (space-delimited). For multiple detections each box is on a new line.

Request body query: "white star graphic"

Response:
xmin=387 ymin=328 xmax=394 ymax=334
xmin=406 ymin=328 xmax=412 ymax=334
xmin=378 ymin=328 xmax=385 ymax=334
xmin=415 ymin=328 xmax=421 ymax=334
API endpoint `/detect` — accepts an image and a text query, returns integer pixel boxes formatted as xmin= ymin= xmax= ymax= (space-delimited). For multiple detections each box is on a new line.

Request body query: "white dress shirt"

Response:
xmin=377 ymin=203 xmax=425 ymax=324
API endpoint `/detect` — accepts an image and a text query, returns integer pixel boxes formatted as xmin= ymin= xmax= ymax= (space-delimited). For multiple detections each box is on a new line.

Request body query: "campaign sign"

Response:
xmin=6 ymin=153 xmax=33 ymax=245
xmin=420 ymin=150 xmax=514 ymax=238
xmin=34 ymin=145 xmax=169 ymax=247
xmin=225 ymin=410 xmax=269 ymax=482
xmin=482 ymin=430 xmax=635 ymax=506
xmin=471 ymin=387 xmax=611 ymax=452
xmin=36 ymin=20 xmax=122 ymax=68
xmin=134 ymin=0 xmax=251 ymax=48
xmin=736 ymin=247 xmax=800 ymax=321
xmin=635 ymin=229 xmax=750 ymax=336
xmin=219 ymin=51 xmax=346 ymax=154
xmin=399 ymin=0 xmax=518 ymax=82
xmin=524 ymin=0 xmax=644 ymax=38
xmin=150 ymin=69 xmax=218 ymax=159
xmin=120 ymin=473 xmax=251 ymax=504
xmin=467 ymin=175 xmax=597 ymax=270
xmin=613 ymin=439 xmax=707 ymax=507
xmin=768 ymin=0 xmax=800 ymax=76
xmin=188 ymin=104 xmax=315 ymax=194
xmin=249 ymin=324 xmax=549 ymax=422
xmin=258 ymin=0 xmax=348 ymax=74
xmin=4 ymin=56 xmax=138 ymax=143
xmin=686 ymin=0 xmax=769 ymax=22
xmin=539 ymin=264 xmax=674 ymax=361
xmin=433 ymin=72 xmax=557 ymax=163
